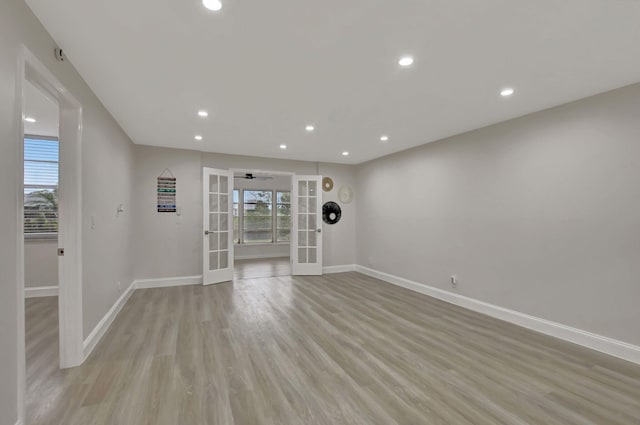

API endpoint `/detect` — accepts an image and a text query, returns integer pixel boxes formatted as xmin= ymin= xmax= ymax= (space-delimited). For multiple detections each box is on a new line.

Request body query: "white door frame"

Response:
xmin=16 ymin=45 xmax=84 ymax=420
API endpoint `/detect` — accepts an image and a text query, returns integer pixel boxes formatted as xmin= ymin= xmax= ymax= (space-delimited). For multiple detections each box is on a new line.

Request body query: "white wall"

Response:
xmin=133 ymin=146 xmax=202 ymax=280
xmin=319 ymin=163 xmax=357 ymax=267
xmin=0 ymin=0 xmax=133 ymax=425
xmin=0 ymin=1 xmax=135 ymax=422
xmin=133 ymin=145 xmax=357 ymax=280
xmin=0 ymin=3 xmax=22 ymax=420
xmin=356 ymin=83 xmax=640 ymax=347
xmin=24 ymin=239 xmax=58 ymax=288
xmin=80 ymin=107 xmax=135 ymax=341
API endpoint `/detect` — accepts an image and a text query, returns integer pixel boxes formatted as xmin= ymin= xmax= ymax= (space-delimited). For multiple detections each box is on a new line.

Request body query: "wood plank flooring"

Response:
xmin=233 ymin=257 xmax=291 ymax=280
xmin=25 ymin=272 xmax=640 ymax=425
xmin=25 ymin=296 xmax=60 ymax=425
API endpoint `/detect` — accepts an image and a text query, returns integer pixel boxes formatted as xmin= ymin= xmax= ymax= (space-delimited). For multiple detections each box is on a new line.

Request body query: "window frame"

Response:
xmin=242 ymin=189 xmax=275 ymax=244
xmin=233 ymin=189 xmax=241 ymax=244
xmin=235 ymin=188 xmax=291 ymax=245
xmin=275 ymin=190 xmax=291 ymax=243
xmin=24 ymin=134 xmax=59 ymax=240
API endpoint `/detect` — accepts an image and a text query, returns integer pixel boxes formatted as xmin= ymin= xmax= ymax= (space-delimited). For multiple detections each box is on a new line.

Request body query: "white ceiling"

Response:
xmin=25 ymin=0 xmax=640 ymax=164
xmin=24 ymin=80 xmax=58 ymax=138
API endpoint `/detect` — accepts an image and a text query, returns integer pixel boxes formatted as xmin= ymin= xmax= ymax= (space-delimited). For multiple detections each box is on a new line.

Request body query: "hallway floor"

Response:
xmin=25 ymin=296 xmax=59 ymax=425
xmin=233 ymin=257 xmax=290 ymax=280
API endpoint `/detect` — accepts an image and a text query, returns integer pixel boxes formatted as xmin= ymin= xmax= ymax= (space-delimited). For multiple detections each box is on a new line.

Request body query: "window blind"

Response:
xmin=24 ymin=137 xmax=59 ymax=234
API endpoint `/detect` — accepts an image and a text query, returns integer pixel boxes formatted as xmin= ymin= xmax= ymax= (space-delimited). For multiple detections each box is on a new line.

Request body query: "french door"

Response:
xmin=292 ymin=175 xmax=323 ymax=275
xmin=203 ymin=168 xmax=234 ymax=284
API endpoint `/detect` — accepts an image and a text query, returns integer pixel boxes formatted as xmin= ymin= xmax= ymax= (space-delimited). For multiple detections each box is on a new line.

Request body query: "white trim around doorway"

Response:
xmin=17 ymin=45 xmax=84 ymax=423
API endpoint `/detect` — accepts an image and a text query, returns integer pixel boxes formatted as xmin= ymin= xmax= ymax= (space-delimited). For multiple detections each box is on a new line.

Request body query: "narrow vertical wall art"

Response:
xmin=157 ymin=168 xmax=177 ymax=213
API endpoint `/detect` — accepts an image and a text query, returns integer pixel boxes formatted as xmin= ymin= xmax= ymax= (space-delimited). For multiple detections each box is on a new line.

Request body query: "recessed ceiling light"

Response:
xmin=398 ymin=56 xmax=414 ymax=67
xmin=194 ymin=135 xmax=203 ymax=141
xmin=500 ymin=88 xmax=515 ymax=97
xmin=305 ymin=125 xmax=315 ymax=132
xmin=202 ymin=0 xmax=222 ymax=11
xmin=197 ymin=110 xmax=209 ymax=117
xmin=24 ymin=117 xmax=36 ymax=123
xmin=280 ymin=144 xmax=287 ymax=150
xmin=342 ymin=151 xmax=349 ymax=156
xmin=380 ymin=135 xmax=389 ymax=142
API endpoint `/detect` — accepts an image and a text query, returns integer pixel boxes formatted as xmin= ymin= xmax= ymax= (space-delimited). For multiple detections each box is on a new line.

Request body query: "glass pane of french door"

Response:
xmin=204 ymin=168 xmax=233 ymax=284
xmin=292 ymin=176 xmax=322 ymax=275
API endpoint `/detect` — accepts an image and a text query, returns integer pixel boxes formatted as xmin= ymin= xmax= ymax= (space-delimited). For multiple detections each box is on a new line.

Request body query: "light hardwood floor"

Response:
xmin=25 ymin=296 xmax=60 ymax=425
xmin=233 ymin=257 xmax=291 ymax=280
xmin=25 ymin=272 xmax=640 ymax=424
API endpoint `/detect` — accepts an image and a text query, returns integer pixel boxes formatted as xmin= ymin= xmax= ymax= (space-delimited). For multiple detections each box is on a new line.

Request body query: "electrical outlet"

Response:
xmin=450 ymin=275 xmax=458 ymax=287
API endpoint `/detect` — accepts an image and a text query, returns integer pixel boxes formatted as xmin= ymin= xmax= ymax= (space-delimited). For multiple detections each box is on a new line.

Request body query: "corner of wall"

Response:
xmin=82 ymin=280 xmax=136 ymax=361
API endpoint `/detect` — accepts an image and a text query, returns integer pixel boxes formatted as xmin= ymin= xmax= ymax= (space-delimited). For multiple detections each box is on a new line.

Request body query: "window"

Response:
xmin=276 ymin=191 xmax=291 ymax=242
xmin=234 ymin=189 xmax=291 ymax=244
xmin=233 ymin=189 xmax=240 ymax=244
xmin=24 ymin=137 xmax=59 ymax=236
xmin=243 ymin=190 xmax=273 ymax=243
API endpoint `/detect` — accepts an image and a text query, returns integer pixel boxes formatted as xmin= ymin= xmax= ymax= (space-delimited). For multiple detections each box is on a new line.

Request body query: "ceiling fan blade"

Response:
xmin=232 ymin=173 xmax=274 ymax=180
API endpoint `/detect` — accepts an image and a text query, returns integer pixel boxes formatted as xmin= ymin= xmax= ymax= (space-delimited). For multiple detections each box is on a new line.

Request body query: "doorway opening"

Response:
xmin=232 ymin=171 xmax=292 ymax=280
xmin=203 ymin=169 xmax=323 ymax=284
xmin=17 ymin=47 xmax=84 ymax=422
xmin=23 ymin=80 xmax=61 ymax=420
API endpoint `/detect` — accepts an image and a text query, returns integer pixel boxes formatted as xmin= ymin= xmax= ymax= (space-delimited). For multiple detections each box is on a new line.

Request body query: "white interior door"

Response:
xmin=203 ymin=167 xmax=234 ymax=284
xmin=292 ymin=175 xmax=323 ymax=275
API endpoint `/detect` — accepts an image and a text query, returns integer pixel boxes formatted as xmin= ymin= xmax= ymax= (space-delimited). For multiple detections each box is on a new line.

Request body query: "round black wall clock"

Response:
xmin=322 ymin=202 xmax=342 ymax=225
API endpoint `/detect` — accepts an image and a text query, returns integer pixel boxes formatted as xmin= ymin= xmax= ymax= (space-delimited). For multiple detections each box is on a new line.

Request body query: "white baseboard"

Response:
xmin=323 ymin=264 xmax=356 ymax=274
xmin=83 ymin=281 xmax=135 ymax=361
xmin=81 ymin=276 xmax=200 ymax=362
xmin=24 ymin=285 xmax=58 ymax=298
xmin=134 ymin=275 xmax=203 ymax=289
xmin=355 ymin=265 xmax=640 ymax=365
xmin=235 ymin=254 xmax=289 ymax=260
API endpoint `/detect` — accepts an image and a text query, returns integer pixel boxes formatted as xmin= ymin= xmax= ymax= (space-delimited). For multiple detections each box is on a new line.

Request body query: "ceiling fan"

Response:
xmin=234 ymin=173 xmax=274 ymax=181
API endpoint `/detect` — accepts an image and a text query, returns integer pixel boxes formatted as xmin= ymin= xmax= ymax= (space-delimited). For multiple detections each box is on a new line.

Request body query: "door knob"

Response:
xmin=204 ymin=230 xmax=210 ymax=235
xmin=316 ymin=228 xmax=322 ymax=233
